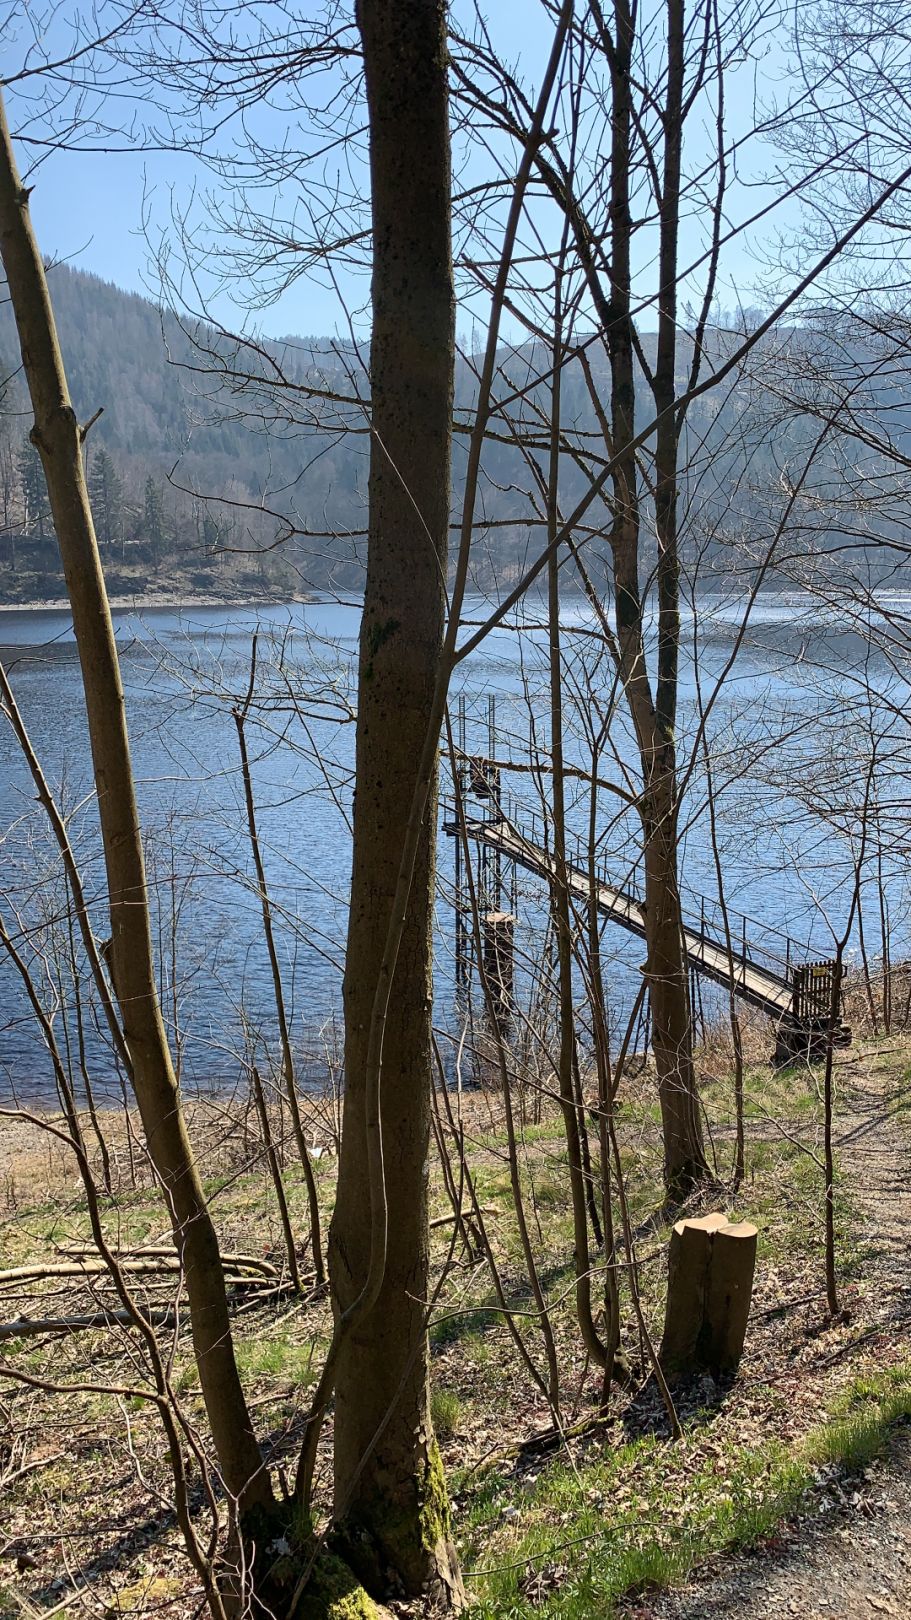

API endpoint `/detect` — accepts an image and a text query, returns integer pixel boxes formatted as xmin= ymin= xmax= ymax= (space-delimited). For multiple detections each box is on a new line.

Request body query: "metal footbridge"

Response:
xmin=444 ymin=796 xmax=850 ymax=1054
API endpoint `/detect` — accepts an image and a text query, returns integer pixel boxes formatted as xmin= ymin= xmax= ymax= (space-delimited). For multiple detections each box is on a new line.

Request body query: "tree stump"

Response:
xmin=659 ymin=1211 xmax=758 ymax=1379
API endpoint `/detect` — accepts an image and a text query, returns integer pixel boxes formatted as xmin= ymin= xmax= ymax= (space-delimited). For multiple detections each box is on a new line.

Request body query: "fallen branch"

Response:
xmin=429 ymin=1206 xmax=498 ymax=1230
xmin=1 ymin=1450 xmax=65 ymax=1485
xmin=0 ymin=1309 xmax=177 ymax=1341
xmin=0 ymin=1279 xmax=306 ymax=1340
xmin=0 ymin=1253 xmax=279 ymax=1286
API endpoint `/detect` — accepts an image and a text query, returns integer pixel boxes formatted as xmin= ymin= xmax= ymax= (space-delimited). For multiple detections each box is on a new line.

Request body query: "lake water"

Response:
xmin=1 ymin=590 xmax=909 ymax=1101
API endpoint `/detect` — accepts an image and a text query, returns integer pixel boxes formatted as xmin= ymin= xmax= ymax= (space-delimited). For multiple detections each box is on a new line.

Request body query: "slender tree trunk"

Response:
xmin=546 ymin=302 xmax=607 ymax=1370
xmin=646 ymin=0 xmax=706 ymax=1198
xmin=329 ymin=3 xmax=463 ymax=1605
xmin=251 ymin=1064 xmax=302 ymax=1294
xmin=587 ymin=741 xmax=623 ymax=1400
xmin=234 ymin=693 xmax=325 ymax=1283
xmin=0 ymin=93 xmax=270 ymax=1516
xmin=699 ymin=717 xmax=745 ymax=1186
xmin=823 ymin=955 xmax=843 ymax=1318
xmin=604 ymin=0 xmax=708 ymax=1199
xmin=643 ymin=793 xmax=706 ymax=1197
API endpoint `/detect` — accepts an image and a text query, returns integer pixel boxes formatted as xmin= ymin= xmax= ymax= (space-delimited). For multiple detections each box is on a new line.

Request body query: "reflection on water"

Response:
xmin=1 ymin=591 xmax=908 ymax=1100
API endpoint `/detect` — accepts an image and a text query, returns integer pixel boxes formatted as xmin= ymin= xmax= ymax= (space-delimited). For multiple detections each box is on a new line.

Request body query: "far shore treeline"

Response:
xmin=3 ymin=264 xmax=907 ymax=608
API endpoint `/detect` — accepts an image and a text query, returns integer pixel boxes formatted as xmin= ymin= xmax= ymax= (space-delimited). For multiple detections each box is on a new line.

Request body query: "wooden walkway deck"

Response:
xmin=457 ymin=814 xmax=797 ymax=1023
xmin=445 ymin=729 xmax=850 ymax=1054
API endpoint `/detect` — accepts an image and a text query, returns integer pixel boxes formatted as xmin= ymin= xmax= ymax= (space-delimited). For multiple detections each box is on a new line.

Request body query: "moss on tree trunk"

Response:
xmin=295 ymin=1551 xmax=393 ymax=1620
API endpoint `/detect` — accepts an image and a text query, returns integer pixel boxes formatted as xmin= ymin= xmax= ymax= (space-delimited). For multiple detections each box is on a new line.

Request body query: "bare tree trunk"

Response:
xmin=251 ymin=1065 xmax=303 ymax=1293
xmin=642 ymin=805 xmax=706 ymax=1197
xmin=602 ymin=0 xmax=708 ymax=1199
xmin=586 ymin=738 xmax=624 ymax=1400
xmin=546 ymin=297 xmax=608 ymax=1371
xmin=328 ymin=2 xmax=463 ymax=1605
xmin=643 ymin=0 xmax=707 ymax=1199
xmin=234 ymin=672 xmax=325 ymax=1284
xmin=699 ymin=714 xmax=745 ymax=1187
xmin=824 ymin=954 xmax=843 ymax=1318
xmin=0 ymin=93 xmax=270 ymax=1517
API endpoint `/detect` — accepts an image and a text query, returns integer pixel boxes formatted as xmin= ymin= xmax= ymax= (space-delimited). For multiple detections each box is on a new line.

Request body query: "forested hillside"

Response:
xmin=2 ymin=263 xmax=910 ymax=604
xmin=0 ymin=267 xmax=348 ymax=601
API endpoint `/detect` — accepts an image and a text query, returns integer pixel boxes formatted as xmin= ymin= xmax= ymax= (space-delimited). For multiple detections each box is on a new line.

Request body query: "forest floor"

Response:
xmin=1 ymin=1033 xmax=911 ymax=1618
xmin=640 ymin=1424 xmax=911 ymax=1619
xmin=638 ymin=1041 xmax=911 ymax=1620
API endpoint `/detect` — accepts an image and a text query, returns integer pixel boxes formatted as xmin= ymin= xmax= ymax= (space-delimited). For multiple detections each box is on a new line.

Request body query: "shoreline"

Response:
xmin=3 ymin=581 xmax=908 ymax=620
xmin=0 ymin=592 xmax=314 ymax=614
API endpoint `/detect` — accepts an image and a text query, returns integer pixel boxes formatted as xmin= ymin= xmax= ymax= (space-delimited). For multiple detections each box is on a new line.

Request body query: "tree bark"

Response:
xmin=644 ymin=0 xmax=707 ymax=1199
xmin=602 ymin=0 xmax=708 ymax=1199
xmin=329 ymin=2 xmax=463 ymax=1606
xmin=660 ymin=1212 xmax=757 ymax=1377
xmin=0 ymin=92 xmax=271 ymax=1516
xmin=546 ymin=292 xmax=608 ymax=1373
xmin=643 ymin=795 xmax=707 ymax=1198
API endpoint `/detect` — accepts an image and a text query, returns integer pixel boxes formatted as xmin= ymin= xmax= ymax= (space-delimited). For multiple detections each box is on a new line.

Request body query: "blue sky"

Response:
xmin=4 ymin=1 xmax=801 ymax=342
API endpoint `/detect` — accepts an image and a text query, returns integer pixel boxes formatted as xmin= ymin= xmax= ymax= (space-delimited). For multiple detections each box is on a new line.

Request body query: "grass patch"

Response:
xmin=174 ymin=1332 xmax=321 ymax=1394
xmin=430 ymin=1301 xmax=502 ymax=1349
xmin=234 ymin=1334 xmax=320 ymax=1384
xmin=431 ymin=1386 xmax=462 ymax=1441
xmin=810 ymin=1364 xmax=911 ymax=1471
xmin=462 ymin=1362 xmax=911 ymax=1617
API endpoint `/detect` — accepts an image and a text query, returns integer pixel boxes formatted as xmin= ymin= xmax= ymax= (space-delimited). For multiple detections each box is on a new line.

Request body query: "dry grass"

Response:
xmin=0 ymin=1035 xmax=909 ymax=1617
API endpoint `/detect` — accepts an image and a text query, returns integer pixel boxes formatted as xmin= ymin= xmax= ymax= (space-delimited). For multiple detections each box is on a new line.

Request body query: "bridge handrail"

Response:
xmin=441 ymin=790 xmax=815 ymax=985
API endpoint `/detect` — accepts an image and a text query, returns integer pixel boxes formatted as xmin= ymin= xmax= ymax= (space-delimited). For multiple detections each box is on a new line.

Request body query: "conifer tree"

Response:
xmin=142 ymin=474 xmax=167 ymax=565
xmin=18 ymin=442 xmax=50 ymax=541
xmin=88 ymin=446 xmax=123 ymax=557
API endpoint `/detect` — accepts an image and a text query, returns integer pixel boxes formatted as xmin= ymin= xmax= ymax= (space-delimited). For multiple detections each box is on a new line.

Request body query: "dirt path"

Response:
xmin=639 ymin=1056 xmax=911 ymax=1620
xmin=637 ymin=1427 xmax=911 ymax=1620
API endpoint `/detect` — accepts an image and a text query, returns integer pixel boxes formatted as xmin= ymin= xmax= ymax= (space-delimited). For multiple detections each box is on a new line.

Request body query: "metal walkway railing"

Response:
xmin=443 ymin=796 xmax=848 ymax=1042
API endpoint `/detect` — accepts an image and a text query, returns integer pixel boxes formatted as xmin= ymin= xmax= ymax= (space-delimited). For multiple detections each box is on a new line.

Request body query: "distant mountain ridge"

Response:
xmin=1 ymin=262 xmax=908 ymax=604
xmin=0 ymin=265 xmax=371 ymax=600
